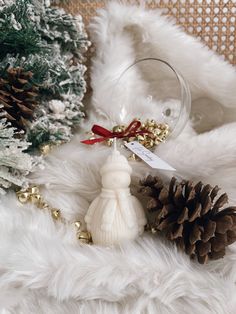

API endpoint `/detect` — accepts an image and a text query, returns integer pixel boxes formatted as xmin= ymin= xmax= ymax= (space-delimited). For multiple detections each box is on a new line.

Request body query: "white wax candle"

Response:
xmin=84 ymin=141 xmax=147 ymax=245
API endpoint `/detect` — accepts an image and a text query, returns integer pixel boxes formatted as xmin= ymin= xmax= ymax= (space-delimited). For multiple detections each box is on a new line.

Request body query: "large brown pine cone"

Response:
xmin=0 ymin=67 xmax=39 ymax=131
xmin=140 ymin=175 xmax=236 ymax=264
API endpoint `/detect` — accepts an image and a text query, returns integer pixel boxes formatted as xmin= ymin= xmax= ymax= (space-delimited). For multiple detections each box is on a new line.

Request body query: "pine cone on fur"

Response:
xmin=0 ymin=67 xmax=39 ymax=131
xmin=140 ymin=175 xmax=236 ymax=264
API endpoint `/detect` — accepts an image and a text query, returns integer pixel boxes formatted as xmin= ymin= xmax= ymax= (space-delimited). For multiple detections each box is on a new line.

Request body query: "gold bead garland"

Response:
xmin=16 ymin=186 xmax=92 ymax=244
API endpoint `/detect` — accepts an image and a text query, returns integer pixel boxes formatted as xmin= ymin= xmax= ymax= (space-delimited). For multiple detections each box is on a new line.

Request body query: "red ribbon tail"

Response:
xmin=91 ymin=125 xmax=113 ymax=137
xmin=81 ymin=138 xmax=107 ymax=145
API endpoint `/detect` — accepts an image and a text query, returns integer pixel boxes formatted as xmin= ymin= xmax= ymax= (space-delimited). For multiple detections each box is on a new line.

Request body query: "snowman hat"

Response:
xmin=100 ymin=141 xmax=132 ymax=175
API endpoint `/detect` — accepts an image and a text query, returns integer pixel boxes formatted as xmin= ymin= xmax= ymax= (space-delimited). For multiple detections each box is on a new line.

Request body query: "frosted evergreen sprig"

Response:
xmin=0 ymin=53 xmax=87 ymax=97
xmin=0 ymin=0 xmax=43 ymax=59
xmin=39 ymin=6 xmax=89 ymax=57
xmin=0 ymin=117 xmax=34 ymax=194
xmin=28 ymin=95 xmax=85 ymax=149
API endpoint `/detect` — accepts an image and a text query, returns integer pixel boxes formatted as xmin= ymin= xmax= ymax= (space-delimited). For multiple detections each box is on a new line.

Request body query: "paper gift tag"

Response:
xmin=125 ymin=141 xmax=175 ymax=171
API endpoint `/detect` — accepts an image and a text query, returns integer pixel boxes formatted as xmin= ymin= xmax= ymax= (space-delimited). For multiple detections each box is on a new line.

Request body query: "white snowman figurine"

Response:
xmin=85 ymin=142 xmax=147 ymax=246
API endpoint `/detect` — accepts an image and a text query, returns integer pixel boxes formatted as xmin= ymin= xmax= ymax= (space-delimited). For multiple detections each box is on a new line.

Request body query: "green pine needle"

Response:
xmin=27 ymin=128 xmax=51 ymax=150
xmin=27 ymin=127 xmax=65 ymax=151
xmin=0 ymin=0 xmax=42 ymax=59
xmin=0 ymin=29 xmax=42 ymax=59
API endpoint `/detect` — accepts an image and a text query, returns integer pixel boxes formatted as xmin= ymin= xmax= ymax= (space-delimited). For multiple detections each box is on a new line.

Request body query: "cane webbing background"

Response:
xmin=59 ymin=0 xmax=236 ymax=65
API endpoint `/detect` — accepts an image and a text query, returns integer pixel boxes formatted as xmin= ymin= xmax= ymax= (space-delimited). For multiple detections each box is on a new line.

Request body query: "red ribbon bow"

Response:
xmin=81 ymin=120 xmax=150 ymax=145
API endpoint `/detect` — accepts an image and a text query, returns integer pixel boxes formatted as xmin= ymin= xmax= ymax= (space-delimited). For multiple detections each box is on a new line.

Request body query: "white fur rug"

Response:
xmin=1 ymin=2 xmax=236 ymax=313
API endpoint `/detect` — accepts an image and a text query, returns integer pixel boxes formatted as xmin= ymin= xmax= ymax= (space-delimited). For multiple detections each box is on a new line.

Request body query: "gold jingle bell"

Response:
xmin=39 ymin=144 xmax=52 ymax=156
xmin=51 ymin=209 xmax=61 ymax=220
xmin=74 ymin=221 xmax=82 ymax=230
xmin=74 ymin=221 xmax=92 ymax=244
xmin=106 ymin=138 xmax=114 ymax=147
xmin=113 ymin=125 xmax=125 ymax=133
xmin=29 ymin=186 xmax=40 ymax=194
xmin=77 ymin=230 xmax=92 ymax=244
xmin=38 ymin=201 xmax=50 ymax=210
xmin=17 ymin=191 xmax=30 ymax=204
xmin=30 ymin=194 xmax=42 ymax=205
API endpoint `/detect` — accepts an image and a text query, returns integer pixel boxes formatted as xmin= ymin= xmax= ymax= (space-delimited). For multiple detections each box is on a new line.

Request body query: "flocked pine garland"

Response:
xmin=0 ymin=0 xmax=90 ymax=193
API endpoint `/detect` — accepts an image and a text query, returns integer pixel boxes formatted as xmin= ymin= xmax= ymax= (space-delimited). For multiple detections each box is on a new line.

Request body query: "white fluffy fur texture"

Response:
xmin=1 ymin=2 xmax=236 ymax=313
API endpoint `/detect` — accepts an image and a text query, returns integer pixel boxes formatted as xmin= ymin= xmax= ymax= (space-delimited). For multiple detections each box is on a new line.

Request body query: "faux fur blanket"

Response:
xmin=1 ymin=2 xmax=236 ymax=313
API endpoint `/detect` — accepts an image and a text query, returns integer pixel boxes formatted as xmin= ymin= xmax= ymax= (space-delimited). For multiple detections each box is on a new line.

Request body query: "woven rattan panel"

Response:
xmin=60 ymin=0 xmax=236 ymax=65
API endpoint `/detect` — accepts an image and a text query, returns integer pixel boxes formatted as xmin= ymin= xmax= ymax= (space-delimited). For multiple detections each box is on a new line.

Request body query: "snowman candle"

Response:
xmin=85 ymin=140 xmax=147 ymax=246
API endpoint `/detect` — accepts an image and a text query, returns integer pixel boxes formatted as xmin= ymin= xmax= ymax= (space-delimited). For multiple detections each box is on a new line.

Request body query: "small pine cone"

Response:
xmin=140 ymin=175 xmax=236 ymax=264
xmin=0 ymin=67 xmax=39 ymax=131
